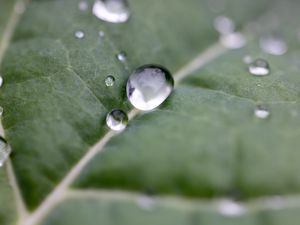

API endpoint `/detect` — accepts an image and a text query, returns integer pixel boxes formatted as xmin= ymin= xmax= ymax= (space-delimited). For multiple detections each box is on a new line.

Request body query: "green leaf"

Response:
xmin=1 ymin=0 xmax=300 ymax=225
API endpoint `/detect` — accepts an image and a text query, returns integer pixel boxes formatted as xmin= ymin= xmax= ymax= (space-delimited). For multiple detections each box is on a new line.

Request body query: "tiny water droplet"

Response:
xmin=105 ymin=75 xmax=115 ymax=87
xmin=75 ymin=31 xmax=85 ymax=39
xmin=249 ymin=59 xmax=270 ymax=76
xmin=93 ymin=0 xmax=130 ymax=23
xmin=78 ymin=1 xmax=88 ymax=11
xmin=220 ymin=32 xmax=246 ymax=49
xmin=260 ymin=33 xmax=288 ymax=56
xmin=218 ymin=199 xmax=246 ymax=217
xmin=214 ymin=16 xmax=235 ymax=35
xmin=99 ymin=30 xmax=105 ymax=38
xmin=0 ymin=76 xmax=3 ymax=87
xmin=126 ymin=65 xmax=174 ymax=111
xmin=137 ymin=195 xmax=156 ymax=210
xmin=243 ymin=55 xmax=252 ymax=64
xmin=0 ymin=137 xmax=11 ymax=167
xmin=255 ymin=105 xmax=270 ymax=119
xmin=117 ymin=51 xmax=127 ymax=62
xmin=106 ymin=109 xmax=128 ymax=131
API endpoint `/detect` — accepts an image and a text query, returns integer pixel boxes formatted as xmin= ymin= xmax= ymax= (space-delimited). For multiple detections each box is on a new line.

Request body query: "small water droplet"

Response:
xmin=214 ymin=16 xmax=235 ymax=35
xmin=0 ymin=137 xmax=11 ymax=167
xmin=218 ymin=199 xmax=246 ymax=217
xmin=220 ymin=32 xmax=246 ymax=49
xmin=105 ymin=75 xmax=115 ymax=87
xmin=93 ymin=0 xmax=130 ymax=23
xmin=137 ymin=195 xmax=156 ymax=210
xmin=78 ymin=1 xmax=88 ymax=11
xmin=249 ymin=59 xmax=270 ymax=76
xmin=99 ymin=30 xmax=105 ymax=38
xmin=106 ymin=109 xmax=128 ymax=131
xmin=126 ymin=65 xmax=174 ymax=111
xmin=0 ymin=76 xmax=3 ymax=87
xmin=117 ymin=51 xmax=127 ymax=62
xmin=243 ymin=55 xmax=252 ymax=64
xmin=75 ymin=31 xmax=85 ymax=39
xmin=260 ymin=33 xmax=288 ymax=56
xmin=255 ymin=105 xmax=270 ymax=119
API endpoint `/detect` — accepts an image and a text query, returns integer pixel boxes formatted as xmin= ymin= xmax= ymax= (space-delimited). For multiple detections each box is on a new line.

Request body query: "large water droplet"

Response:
xmin=260 ymin=33 xmax=288 ymax=56
xmin=78 ymin=1 xmax=88 ymax=11
xmin=249 ymin=59 xmax=270 ymax=76
xmin=117 ymin=51 xmax=127 ymax=62
xmin=0 ymin=137 xmax=11 ymax=167
xmin=93 ymin=0 xmax=130 ymax=23
xmin=214 ymin=16 xmax=235 ymax=35
xmin=255 ymin=105 xmax=270 ymax=119
xmin=220 ymin=32 xmax=246 ymax=49
xmin=218 ymin=199 xmax=246 ymax=217
xmin=105 ymin=75 xmax=115 ymax=87
xmin=126 ymin=65 xmax=174 ymax=111
xmin=75 ymin=31 xmax=85 ymax=39
xmin=106 ymin=109 xmax=128 ymax=131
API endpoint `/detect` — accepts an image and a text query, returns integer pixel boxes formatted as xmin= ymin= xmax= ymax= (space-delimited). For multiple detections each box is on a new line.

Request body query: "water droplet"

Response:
xmin=126 ymin=65 xmax=174 ymax=111
xmin=99 ymin=30 xmax=105 ymax=38
xmin=243 ymin=55 xmax=252 ymax=64
xmin=106 ymin=109 xmax=128 ymax=131
xmin=117 ymin=51 xmax=127 ymax=62
xmin=0 ymin=76 xmax=3 ymax=87
xmin=255 ymin=105 xmax=270 ymax=119
xmin=105 ymin=75 xmax=115 ymax=87
xmin=214 ymin=16 xmax=235 ymax=35
xmin=78 ymin=1 xmax=88 ymax=11
xmin=75 ymin=31 xmax=85 ymax=39
xmin=93 ymin=0 xmax=130 ymax=23
xmin=260 ymin=33 xmax=288 ymax=56
xmin=249 ymin=59 xmax=270 ymax=76
xmin=220 ymin=32 xmax=246 ymax=49
xmin=0 ymin=137 xmax=11 ymax=167
xmin=218 ymin=199 xmax=246 ymax=217
xmin=137 ymin=195 xmax=156 ymax=210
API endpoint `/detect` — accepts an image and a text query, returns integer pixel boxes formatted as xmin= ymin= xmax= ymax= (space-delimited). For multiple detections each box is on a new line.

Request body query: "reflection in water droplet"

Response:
xmin=249 ymin=59 xmax=270 ymax=76
xmin=0 ymin=137 xmax=11 ymax=167
xmin=99 ymin=30 xmax=105 ymax=38
xmin=78 ymin=1 xmax=88 ymax=11
xmin=126 ymin=65 xmax=174 ymax=111
xmin=93 ymin=0 xmax=130 ymax=23
xmin=260 ymin=33 xmax=288 ymax=56
xmin=106 ymin=109 xmax=128 ymax=131
xmin=220 ymin=32 xmax=246 ymax=49
xmin=75 ymin=31 xmax=85 ymax=39
xmin=117 ymin=51 xmax=127 ymax=62
xmin=255 ymin=105 xmax=270 ymax=119
xmin=0 ymin=76 xmax=3 ymax=87
xmin=218 ymin=199 xmax=246 ymax=217
xmin=137 ymin=195 xmax=156 ymax=210
xmin=105 ymin=75 xmax=115 ymax=87
xmin=214 ymin=16 xmax=235 ymax=35
xmin=243 ymin=55 xmax=252 ymax=64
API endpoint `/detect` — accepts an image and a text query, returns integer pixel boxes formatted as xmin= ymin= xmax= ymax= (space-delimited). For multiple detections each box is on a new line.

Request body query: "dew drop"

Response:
xmin=260 ymin=33 xmax=288 ymax=56
xmin=117 ymin=51 xmax=127 ymax=62
xmin=218 ymin=199 xmax=246 ymax=217
xmin=126 ymin=65 xmax=174 ymax=111
xmin=93 ymin=0 xmax=130 ymax=23
xmin=248 ymin=59 xmax=270 ymax=76
xmin=105 ymin=75 xmax=115 ymax=87
xmin=220 ymin=32 xmax=246 ymax=49
xmin=255 ymin=105 xmax=270 ymax=119
xmin=75 ymin=31 xmax=85 ymax=39
xmin=0 ymin=76 xmax=3 ymax=87
xmin=98 ymin=30 xmax=105 ymax=38
xmin=78 ymin=1 xmax=88 ymax=11
xmin=0 ymin=137 xmax=11 ymax=167
xmin=214 ymin=16 xmax=235 ymax=35
xmin=106 ymin=109 xmax=128 ymax=131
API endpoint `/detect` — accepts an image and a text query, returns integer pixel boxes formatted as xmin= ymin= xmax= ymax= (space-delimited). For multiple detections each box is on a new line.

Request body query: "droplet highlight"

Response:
xmin=126 ymin=65 xmax=174 ymax=111
xmin=220 ymin=32 xmax=246 ymax=49
xmin=260 ymin=33 xmax=288 ymax=56
xmin=0 ymin=137 xmax=11 ymax=167
xmin=99 ymin=30 xmax=105 ymax=38
xmin=75 ymin=31 xmax=85 ymax=39
xmin=117 ymin=51 xmax=127 ymax=62
xmin=214 ymin=16 xmax=235 ymax=35
xmin=105 ymin=75 xmax=115 ymax=87
xmin=106 ymin=109 xmax=128 ymax=131
xmin=255 ymin=105 xmax=270 ymax=119
xmin=249 ymin=59 xmax=270 ymax=76
xmin=218 ymin=199 xmax=246 ymax=217
xmin=93 ymin=0 xmax=130 ymax=23
xmin=0 ymin=76 xmax=3 ymax=88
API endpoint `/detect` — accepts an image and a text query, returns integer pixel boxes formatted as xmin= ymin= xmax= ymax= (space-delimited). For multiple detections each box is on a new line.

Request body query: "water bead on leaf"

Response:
xmin=106 ymin=109 xmax=128 ymax=131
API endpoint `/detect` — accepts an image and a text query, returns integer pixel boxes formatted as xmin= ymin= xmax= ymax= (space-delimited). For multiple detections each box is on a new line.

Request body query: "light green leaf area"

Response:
xmin=1 ymin=0 xmax=300 ymax=224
